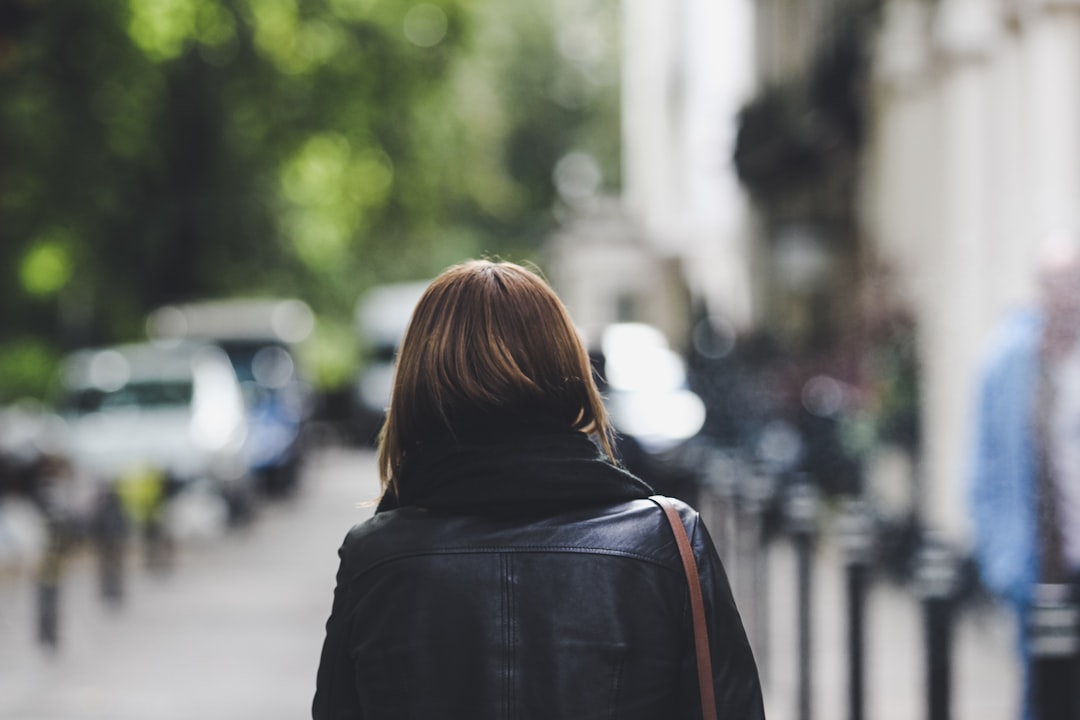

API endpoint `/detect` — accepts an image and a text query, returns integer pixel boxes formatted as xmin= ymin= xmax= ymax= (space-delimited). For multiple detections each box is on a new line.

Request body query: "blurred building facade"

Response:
xmin=736 ymin=0 xmax=874 ymax=357
xmin=741 ymin=0 xmax=1080 ymax=541
xmin=865 ymin=0 xmax=1080 ymax=540
xmin=551 ymin=0 xmax=1077 ymax=551
xmin=548 ymin=0 xmax=756 ymax=352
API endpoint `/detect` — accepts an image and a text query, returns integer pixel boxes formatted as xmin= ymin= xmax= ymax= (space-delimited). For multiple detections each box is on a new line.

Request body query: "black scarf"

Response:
xmin=375 ymin=431 xmax=654 ymax=516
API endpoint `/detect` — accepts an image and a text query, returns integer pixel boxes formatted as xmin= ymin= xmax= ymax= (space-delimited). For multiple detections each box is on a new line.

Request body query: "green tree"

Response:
xmin=0 ymin=0 xmax=620 ymax=398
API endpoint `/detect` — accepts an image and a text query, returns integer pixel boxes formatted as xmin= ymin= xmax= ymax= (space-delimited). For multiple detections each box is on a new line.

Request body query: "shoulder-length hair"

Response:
xmin=377 ymin=260 xmax=614 ymax=492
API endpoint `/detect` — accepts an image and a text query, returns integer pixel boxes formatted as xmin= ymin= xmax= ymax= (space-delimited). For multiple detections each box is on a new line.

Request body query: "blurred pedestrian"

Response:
xmin=313 ymin=260 xmax=764 ymax=719
xmin=969 ymin=230 xmax=1080 ymax=719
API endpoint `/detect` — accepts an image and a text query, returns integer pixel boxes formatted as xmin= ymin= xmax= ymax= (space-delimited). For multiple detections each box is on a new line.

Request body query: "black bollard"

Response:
xmin=740 ymin=467 xmax=775 ymax=687
xmin=786 ymin=481 xmax=820 ymax=720
xmin=704 ymin=449 xmax=740 ymax=581
xmin=914 ymin=536 xmax=959 ymax=720
xmin=96 ymin=487 xmax=128 ymax=605
xmin=838 ymin=499 xmax=873 ymax=720
xmin=1028 ymin=583 xmax=1079 ymax=720
xmin=36 ymin=581 xmax=59 ymax=648
xmin=36 ymin=516 xmax=64 ymax=649
xmin=34 ymin=493 xmax=67 ymax=650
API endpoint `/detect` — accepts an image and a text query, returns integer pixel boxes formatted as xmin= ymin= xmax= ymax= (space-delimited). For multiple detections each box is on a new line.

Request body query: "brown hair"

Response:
xmin=377 ymin=260 xmax=614 ymax=492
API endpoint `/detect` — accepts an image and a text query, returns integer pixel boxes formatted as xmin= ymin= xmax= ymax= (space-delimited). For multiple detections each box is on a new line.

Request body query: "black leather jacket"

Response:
xmin=313 ymin=433 xmax=765 ymax=720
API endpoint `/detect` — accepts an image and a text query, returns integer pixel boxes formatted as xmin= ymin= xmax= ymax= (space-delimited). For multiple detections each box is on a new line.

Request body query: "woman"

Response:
xmin=313 ymin=260 xmax=765 ymax=719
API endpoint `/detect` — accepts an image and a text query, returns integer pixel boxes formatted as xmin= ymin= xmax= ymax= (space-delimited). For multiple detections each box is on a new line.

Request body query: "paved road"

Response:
xmin=0 ymin=447 xmax=1020 ymax=720
xmin=0 ymin=448 xmax=378 ymax=720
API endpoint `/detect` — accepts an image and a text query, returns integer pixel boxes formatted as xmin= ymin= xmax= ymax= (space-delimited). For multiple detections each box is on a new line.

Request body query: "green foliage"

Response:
xmin=0 ymin=339 xmax=60 ymax=403
xmin=0 ymin=0 xmax=619 ymax=397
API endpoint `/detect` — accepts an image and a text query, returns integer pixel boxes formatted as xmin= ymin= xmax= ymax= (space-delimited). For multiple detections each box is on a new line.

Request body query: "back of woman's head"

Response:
xmin=377 ymin=260 xmax=613 ymax=490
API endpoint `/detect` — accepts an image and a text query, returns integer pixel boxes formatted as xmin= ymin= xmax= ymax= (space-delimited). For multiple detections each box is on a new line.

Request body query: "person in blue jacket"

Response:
xmin=970 ymin=230 xmax=1080 ymax=719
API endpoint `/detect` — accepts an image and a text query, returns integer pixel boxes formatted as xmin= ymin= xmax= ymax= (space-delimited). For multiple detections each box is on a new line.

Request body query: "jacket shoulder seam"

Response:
xmin=338 ymin=545 xmax=681 ymax=586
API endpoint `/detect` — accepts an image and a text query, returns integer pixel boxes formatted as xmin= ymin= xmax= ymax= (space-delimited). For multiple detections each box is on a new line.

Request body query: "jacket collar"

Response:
xmin=376 ymin=431 xmax=653 ymax=516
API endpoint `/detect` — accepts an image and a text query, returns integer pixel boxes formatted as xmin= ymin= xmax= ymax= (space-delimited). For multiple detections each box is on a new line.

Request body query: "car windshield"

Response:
xmin=64 ymin=380 xmax=194 ymax=414
xmin=218 ymin=340 xmax=294 ymax=389
xmin=217 ymin=341 xmax=263 ymax=383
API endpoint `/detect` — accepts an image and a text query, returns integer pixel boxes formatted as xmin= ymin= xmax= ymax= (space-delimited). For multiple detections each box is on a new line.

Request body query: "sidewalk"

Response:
xmin=757 ymin=531 xmax=1021 ymax=720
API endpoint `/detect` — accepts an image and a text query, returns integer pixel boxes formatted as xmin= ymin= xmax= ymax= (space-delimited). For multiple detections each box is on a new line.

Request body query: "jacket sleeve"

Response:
xmin=312 ymin=543 xmax=363 ymax=720
xmin=677 ymin=510 xmax=767 ymax=720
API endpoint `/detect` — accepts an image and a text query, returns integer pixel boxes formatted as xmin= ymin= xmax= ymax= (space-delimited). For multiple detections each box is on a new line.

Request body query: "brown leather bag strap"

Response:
xmin=651 ymin=495 xmax=717 ymax=720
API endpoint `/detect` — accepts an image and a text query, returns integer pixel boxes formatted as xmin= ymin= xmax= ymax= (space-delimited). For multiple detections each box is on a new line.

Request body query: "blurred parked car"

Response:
xmin=591 ymin=323 xmax=707 ymax=501
xmin=351 ymin=281 xmax=429 ymax=445
xmin=146 ymin=298 xmax=315 ymax=496
xmin=598 ymin=323 xmax=706 ymax=453
xmin=56 ymin=340 xmax=253 ymax=530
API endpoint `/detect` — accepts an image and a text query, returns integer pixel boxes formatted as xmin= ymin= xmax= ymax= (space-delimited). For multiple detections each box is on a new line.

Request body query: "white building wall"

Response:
xmin=620 ymin=0 xmax=679 ymax=241
xmin=986 ymin=29 xmax=1034 ymax=317
xmin=678 ymin=0 xmax=756 ymax=329
xmin=869 ymin=0 xmax=935 ymax=309
xmin=866 ymin=0 xmax=1080 ymax=543
xmin=1026 ymin=7 xmax=1080 ymax=233
xmin=919 ymin=0 xmax=997 ymax=537
xmin=620 ymin=0 xmax=756 ymax=331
